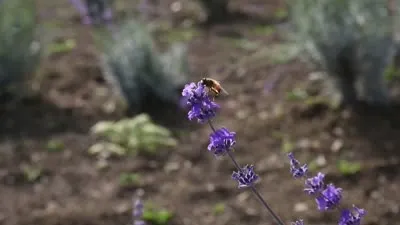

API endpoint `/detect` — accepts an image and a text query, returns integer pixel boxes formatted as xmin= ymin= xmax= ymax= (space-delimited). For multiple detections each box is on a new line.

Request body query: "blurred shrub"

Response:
xmin=0 ymin=0 xmax=41 ymax=95
xmin=89 ymin=113 xmax=177 ymax=158
xmin=288 ymin=0 xmax=398 ymax=105
xmin=97 ymin=20 xmax=190 ymax=113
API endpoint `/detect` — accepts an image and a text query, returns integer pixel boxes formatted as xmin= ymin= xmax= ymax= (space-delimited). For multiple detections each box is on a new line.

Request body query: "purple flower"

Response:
xmin=292 ymin=219 xmax=304 ymax=225
xmin=208 ymin=128 xmax=236 ymax=156
xmin=338 ymin=206 xmax=366 ymax=225
xmin=182 ymin=82 xmax=219 ymax=123
xmin=316 ymin=184 xmax=342 ymax=211
xmin=133 ymin=199 xmax=144 ymax=217
xmin=304 ymin=172 xmax=325 ymax=195
xmin=182 ymin=82 xmax=207 ymax=106
xmin=187 ymin=101 xmax=219 ymax=123
xmin=288 ymin=152 xmax=308 ymax=178
xmin=232 ymin=165 xmax=259 ymax=188
xmin=134 ymin=221 xmax=146 ymax=225
xmin=133 ymin=198 xmax=146 ymax=225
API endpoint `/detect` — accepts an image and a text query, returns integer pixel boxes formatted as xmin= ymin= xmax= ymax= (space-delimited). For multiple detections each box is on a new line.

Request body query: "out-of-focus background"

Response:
xmin=1 ymin=0 xmax=400 ymax=225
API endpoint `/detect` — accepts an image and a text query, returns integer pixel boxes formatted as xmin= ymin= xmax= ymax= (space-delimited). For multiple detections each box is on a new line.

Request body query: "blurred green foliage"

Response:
xmin=46 ymin=139 xmax=65 ymax=152
xmin=119 ymin=172 xmax=141 ymax=186
xmin=287 ymin=0 xmax=397 ymax=105
xmin=337 ymin=159 xmax=361 ymax=176
xmin=212 ymin=203 xmax=225 ymax=215
xmin=89 ymin=113 xmax=177 ymax=157
xmin=143 ymin=204 xmax=174 ymax=225
xmin=0 ymin=0 xmax=41 ymax=93
xmin=95 ymin=20 xmax=190 ymax=113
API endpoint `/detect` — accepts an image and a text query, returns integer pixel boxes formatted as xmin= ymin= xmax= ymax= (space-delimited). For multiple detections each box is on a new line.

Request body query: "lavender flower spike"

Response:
xmin=292 ymin=219 xmax=304 ymax=225
xmin=304 ymin=172 xmax=325 ymax=195
xmin=182 ymin=82 xmax=220 ymax=123
xmin=232 ymin=165 xmax=259 ymax=188
xmin=288 ymin=152 xmax=308 ymax=178
xmin=316 ymin=184 xmax=342 ymax=211
xmin=133 ymin=198 xmax=146 ymax=225
xmin=208 ymin=127 xmax=236 ymax=157
xmin=339 ymin=206 xmax=366 ymax=225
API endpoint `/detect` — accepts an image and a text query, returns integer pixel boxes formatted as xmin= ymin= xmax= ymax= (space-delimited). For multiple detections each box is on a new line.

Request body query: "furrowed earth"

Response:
xmin=1 ymin=0 xmax=400 ymax=225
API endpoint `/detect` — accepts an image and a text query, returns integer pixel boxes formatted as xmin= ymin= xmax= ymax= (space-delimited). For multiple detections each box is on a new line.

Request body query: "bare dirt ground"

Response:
xmin=1 ymin=1 xmax=400 ymax=225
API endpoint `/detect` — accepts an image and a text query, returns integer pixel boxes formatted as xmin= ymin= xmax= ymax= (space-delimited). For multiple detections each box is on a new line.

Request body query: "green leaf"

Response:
xmin=337 ymin=160 xmax=361 ymax=175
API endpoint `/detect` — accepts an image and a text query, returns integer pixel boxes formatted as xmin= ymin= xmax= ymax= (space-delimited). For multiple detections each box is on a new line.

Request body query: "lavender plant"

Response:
xmin=0 ymin=0 xmax=41 ymax=96
xmin=181 ymin=80 xmax=367 ymax=225
xmin=287 ymin=0 xmax=398 ymax=106
xmin=98 ymin=20 xmax=190 ymax=114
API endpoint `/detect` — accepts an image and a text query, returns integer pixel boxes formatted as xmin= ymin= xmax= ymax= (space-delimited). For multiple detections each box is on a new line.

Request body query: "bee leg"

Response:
xmin=211 ymin=87 xmax=218 ymax=94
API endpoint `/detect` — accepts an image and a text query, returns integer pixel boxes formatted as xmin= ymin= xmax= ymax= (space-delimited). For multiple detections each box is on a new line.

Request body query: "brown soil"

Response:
xmin=1 ymin=1 xmax=400 ymax=225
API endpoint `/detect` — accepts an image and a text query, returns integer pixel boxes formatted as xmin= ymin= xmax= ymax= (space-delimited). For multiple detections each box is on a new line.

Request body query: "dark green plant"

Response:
xmin=97 ymin=20 xmax=190 ymax=113
xmin=0 ymin=0 xmax=41 ymax=95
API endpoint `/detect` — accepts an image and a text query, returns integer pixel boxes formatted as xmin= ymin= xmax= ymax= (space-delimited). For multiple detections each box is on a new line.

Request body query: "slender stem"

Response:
xmin=226 ymin=150 xmax=241 ymax=170
xmin=250 ymin=186 xmax=286 ymax=225
xmin=207 ymin=119 xmax=286 ymax=225
xmin=207 ymin=119 xmax=216 ymax=132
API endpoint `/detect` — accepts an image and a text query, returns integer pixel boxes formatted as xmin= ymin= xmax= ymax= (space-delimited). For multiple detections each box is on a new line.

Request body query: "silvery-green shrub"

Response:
xmin=0 ymin=0 xmax=41 ymax=94
xmin=98 ymin=20 xmax=190 ymax=113
xmin=288 ymin=0 xmax=398 ymax=105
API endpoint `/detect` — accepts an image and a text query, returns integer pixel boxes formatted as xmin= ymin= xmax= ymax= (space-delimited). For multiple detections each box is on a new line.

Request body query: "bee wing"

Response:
xmin=220 ymin=86 xmax=229 ymax=95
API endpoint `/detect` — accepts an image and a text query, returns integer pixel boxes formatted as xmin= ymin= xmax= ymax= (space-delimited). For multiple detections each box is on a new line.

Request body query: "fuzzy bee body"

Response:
xmin=200 ymin=77 xmax=229 ymax=98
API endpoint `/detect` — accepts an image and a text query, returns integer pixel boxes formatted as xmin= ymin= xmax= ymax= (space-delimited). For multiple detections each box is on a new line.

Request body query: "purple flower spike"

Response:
xmin=232 ymin=165 xmax=259 ymax=188
xmin=187 ymin=101 xmax=219 ymax=123
xmin=292 ymin=219 xmax=304 ymax=225
xmin=288 ymin=152 xmax=308 ymax=178
xmin=134 ymin=221 xmax=146 ymax=225
xmin=316 ymin=184 xmax=342 ymax=211
xmin=133 ymin=199 xmax=144 ymax=217
xmin=182 ymin=82 xmax=208 ymax=106
xmin=339 ymin=206 xmax=366 ymax=225
xmin=133 ymin=198 xmax=146 ymax=225
xmin=304 ymin=172 xmax=325 ymax=195
xmin=208 ymin=127 xmax=236 ymax=157
xmin=182 ymin=82 xmax=219 ymax=123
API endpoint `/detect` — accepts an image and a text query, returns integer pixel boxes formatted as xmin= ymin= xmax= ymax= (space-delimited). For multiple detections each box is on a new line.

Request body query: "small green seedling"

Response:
xmin=46 ymin=139 xmax=65 ymax=152
xmin=21 ymin=165 xmax=42 ymax=182
xmin=119 ymin=172 xmax=141 ymax=186
xmin=213 ymin=203 xmax=225 ymax=215
xmin=337 ymin=160 xmax=361 ymax=176
xmin=47 ymin=38 xmax=76 ymax=54
xmin=143 ymin=205 xmax=173 ymax=225
xmin=251 ymin=25 xmax=276 ymax=36
xmin=286 ymin=88 xmax=308 ymax=101
xmin=281 ymin=137 xmax=294 ymax=153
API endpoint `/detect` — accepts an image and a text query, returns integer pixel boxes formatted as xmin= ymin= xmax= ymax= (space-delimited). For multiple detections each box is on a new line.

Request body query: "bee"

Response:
xmin=200 ymin=77 xmax=229 ymax=98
